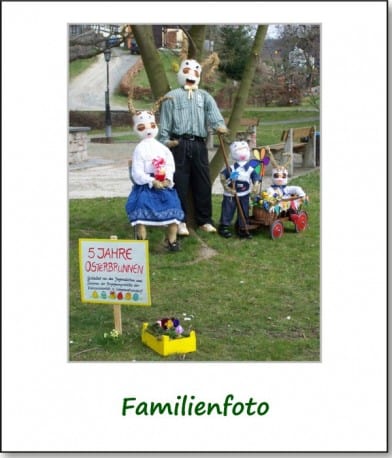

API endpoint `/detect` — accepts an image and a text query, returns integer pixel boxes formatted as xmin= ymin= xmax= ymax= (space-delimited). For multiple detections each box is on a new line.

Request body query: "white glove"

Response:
xmin=216 ymin=125 xmax=228 ymax=134
xmin=166 ymin=140 xmax=179 ymax=149
xmin=251 ymin=182 xmax=261 ymax=196
xmin=220 ymin=173 xmax=236 ymax=195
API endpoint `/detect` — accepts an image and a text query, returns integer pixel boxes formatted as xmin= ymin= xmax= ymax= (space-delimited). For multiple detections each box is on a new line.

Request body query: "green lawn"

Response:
xmin=69 ymin=170 xmax=320 ymax=362
xmin=69 ymin=56 xmax=98 ymax=80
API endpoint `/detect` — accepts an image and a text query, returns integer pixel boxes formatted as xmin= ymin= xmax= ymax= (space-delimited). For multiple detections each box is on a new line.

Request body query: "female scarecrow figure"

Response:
xmin=125 ymin=96 xmax=184 ymax=252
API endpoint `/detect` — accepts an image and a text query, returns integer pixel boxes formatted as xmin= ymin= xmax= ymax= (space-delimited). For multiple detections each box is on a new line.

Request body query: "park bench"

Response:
xmin=225 ymin=117 xmax=259 ymax=148
xmin=268 ymin=125 xmax=317 ymax=176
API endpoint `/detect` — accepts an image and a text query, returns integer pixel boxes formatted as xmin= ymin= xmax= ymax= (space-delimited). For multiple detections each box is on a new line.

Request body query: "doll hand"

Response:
xmin=225 ymin=185 xmax=236 ymax=196
xmin=152 ymin=179 xmax=165 ymax=190
xmin=216 ymin=125 xmax=228 ymax=134
xmin=252 ymin=182 xmax=261 ymax=196
xmin=166 ymin=140 xmax=179 ymax=149
xmin=220 ymin=173 xmax=236 ymax=195
xmin=162 ymin=179 xmax=171 ymax=188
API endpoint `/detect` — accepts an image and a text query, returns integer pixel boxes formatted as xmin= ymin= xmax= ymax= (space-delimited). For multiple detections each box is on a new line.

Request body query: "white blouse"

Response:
xmin=131 ymin=137 xmax=175 ymax=188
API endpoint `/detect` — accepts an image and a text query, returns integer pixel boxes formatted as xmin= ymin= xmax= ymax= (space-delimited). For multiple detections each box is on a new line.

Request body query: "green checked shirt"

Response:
xmin=158 ymin=87 xmax=225 ymax=145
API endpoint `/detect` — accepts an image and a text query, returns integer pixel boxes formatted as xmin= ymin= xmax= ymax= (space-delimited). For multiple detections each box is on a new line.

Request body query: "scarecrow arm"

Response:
xmin=220 ymin=173 xmax=236 ymax=195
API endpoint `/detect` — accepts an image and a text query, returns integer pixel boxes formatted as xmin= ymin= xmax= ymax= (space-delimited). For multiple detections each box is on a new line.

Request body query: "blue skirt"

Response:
xmin=125 ymin=184 xmax=184 ymax=226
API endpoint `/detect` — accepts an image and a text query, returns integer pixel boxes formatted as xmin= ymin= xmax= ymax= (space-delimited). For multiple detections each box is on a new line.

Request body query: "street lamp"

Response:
xmin=103 ymin=47 xmax=112 ymax=139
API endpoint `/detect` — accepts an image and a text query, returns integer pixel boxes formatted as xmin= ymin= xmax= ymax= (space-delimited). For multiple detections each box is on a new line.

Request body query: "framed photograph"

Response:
xmin=68 ymin=22 xmax=320 ymax=363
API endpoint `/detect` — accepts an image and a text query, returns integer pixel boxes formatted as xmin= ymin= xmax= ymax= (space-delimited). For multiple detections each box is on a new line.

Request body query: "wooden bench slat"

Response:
xmin=268 ymin=143 xmax=285 ymax=151
xmin=292 ymin=127 xmax=314 ymax=141
xmin=292 ymin=142 xmax=308 ymax=149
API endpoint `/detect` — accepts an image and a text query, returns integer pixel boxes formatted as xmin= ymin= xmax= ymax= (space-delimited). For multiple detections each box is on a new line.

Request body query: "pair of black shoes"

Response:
xmin=237 ymin=230 xmax=252 ymax=239
xmin=219 ymin=225 xmax=252 ymax=239
xmin=218 ymin=225 xmax=233 ymax=238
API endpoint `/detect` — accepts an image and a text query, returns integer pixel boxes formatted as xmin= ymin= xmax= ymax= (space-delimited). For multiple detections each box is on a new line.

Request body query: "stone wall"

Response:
xmin=69 ymin=127 xmax=91 ymax=164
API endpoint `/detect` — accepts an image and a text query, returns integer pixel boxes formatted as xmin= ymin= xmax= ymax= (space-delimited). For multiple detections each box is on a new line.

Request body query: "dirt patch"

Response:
xmin=181 ymin=231 xmax=218 ymax=265
xmin=198 ymin=244 xmax=218 ymax=261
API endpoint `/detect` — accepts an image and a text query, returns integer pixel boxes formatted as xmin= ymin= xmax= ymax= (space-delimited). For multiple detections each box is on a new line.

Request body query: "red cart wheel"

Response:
xmin=270 ymin=220 xmax=284 ymax=239
xmin=295 ymin=211 xmax=308 ymax=232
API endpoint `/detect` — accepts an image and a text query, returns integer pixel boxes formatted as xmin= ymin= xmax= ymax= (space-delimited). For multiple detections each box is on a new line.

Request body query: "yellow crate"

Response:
xmin=141 ymin=322 xmax=197 ymax=356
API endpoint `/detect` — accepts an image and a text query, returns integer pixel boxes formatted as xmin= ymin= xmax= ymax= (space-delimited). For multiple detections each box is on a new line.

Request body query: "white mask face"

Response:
xmin=177 ymin=59 xmax=202 ymax=88
xmin=133 ymin=111 xmax=158 ymax=139
xmin=272 ymin=167 xmax=288 ymax=186
xmin=230 ymin=141 xmax=250 ymax=163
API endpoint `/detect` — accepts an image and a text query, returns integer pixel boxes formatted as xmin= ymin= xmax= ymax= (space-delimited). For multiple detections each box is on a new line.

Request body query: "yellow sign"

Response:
xmin=78 ymin=238 xmax=151 ymax=306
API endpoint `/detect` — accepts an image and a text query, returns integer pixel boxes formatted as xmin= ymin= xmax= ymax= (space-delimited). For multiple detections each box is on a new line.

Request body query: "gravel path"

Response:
xmin=68 ymin=47 xmax=139 ymax=111
xmin=69 ymin=142 xmax=133 ymax=199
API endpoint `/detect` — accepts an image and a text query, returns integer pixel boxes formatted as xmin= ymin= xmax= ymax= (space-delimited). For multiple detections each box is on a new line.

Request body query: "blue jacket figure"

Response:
xmin=218 ymin=141 xmax=261 ymax=239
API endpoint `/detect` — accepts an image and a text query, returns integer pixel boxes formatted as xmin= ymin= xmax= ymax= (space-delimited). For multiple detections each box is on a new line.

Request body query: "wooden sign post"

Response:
xmin=110 ymin=236 xmax=122 ymax=334
xmin=113 ymin=305 xmax=123 ymax=334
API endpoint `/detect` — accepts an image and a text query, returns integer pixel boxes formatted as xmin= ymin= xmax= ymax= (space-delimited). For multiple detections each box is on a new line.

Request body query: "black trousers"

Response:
xmin=219 ymin=194 xmax=249 ymax=230
xmin=171 ymin=138 xmax=213 ymax=226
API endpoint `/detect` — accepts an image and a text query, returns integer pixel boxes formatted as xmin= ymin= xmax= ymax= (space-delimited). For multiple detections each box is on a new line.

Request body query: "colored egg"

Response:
xmin=92 ymin=291 xmax=98 ymax=298
xmin=125 ymin=292 xmax=131 ymax=300
xmin=117 ymin=292 xmax=123 ymax=300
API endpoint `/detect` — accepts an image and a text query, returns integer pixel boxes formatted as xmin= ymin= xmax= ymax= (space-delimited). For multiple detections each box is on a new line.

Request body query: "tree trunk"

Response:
xmin=209 ymin=25 xmax=268 ymax=182
xmin=187 ymin=26 xmax=207 ymax=60
xmin=131 ymin=25 xmax=170 ymax=99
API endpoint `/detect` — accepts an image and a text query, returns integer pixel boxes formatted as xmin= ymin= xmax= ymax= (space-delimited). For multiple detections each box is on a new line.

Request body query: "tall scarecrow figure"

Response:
xmin=125 ymin=96 xmax=184 ymax=252
xmin=158 ymin=54 xmax=228 ymax=236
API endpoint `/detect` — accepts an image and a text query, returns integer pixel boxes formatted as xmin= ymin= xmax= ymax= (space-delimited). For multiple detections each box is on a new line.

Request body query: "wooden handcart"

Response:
xmin=250 ymin=195 xmax=309 ymax=240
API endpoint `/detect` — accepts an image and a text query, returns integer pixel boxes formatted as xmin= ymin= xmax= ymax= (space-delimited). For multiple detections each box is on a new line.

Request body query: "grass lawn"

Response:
xmin=69 ymin=170 xmax=320 ymax=362
xmin=69 ymin=56 xmax=98 ymax=80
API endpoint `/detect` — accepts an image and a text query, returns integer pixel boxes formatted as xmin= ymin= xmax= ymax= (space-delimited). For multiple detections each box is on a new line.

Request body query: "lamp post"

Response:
xmin=103 ymin=47 xmax=112 ymax=139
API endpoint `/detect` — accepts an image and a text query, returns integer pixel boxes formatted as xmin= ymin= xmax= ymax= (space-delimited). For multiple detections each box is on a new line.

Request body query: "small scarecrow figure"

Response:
xmin=266 ymin=151 xmax=306 ymax=198
xmin=218 ymin=141 xmax=261 ymax=239
xmin=125 ymin=97 xmax=184 ymax=252
xmin=260 ymin=149 xmax=307 ymax=215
